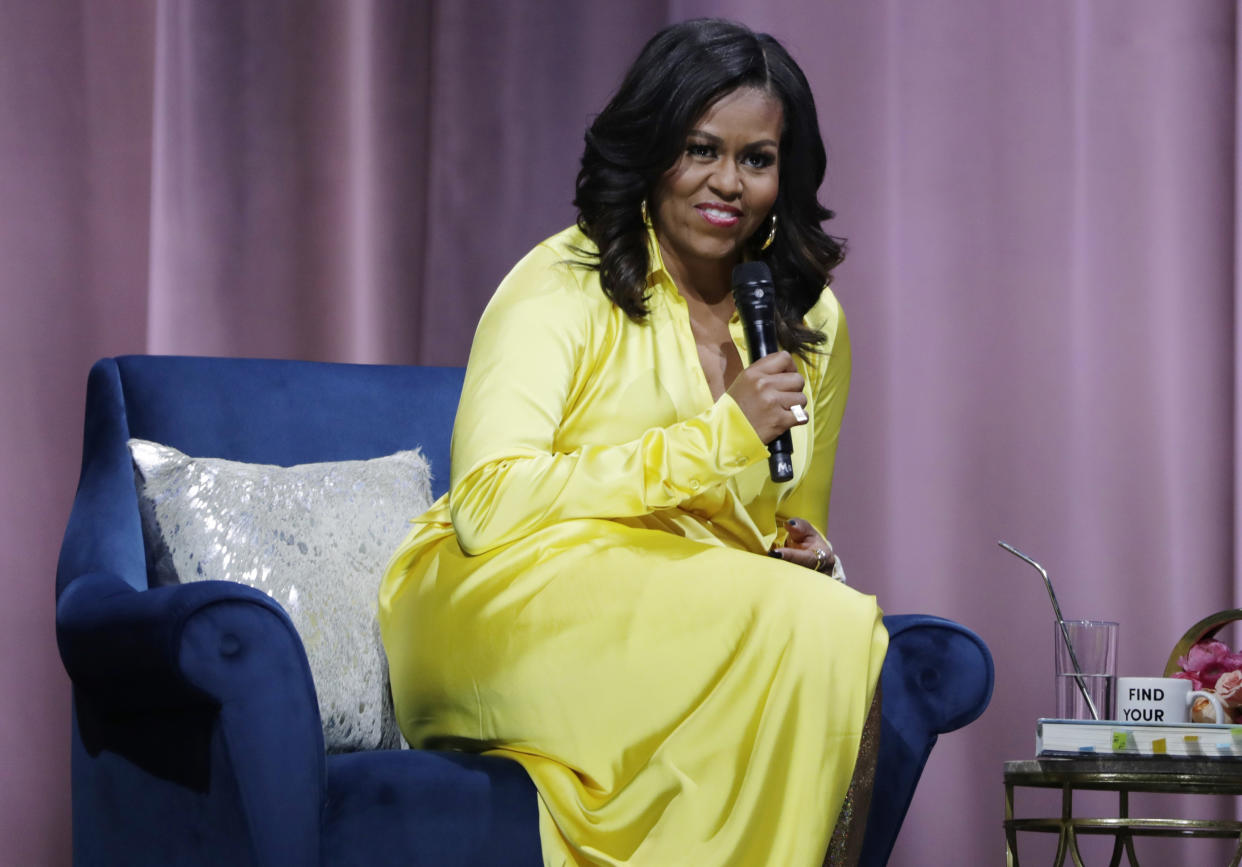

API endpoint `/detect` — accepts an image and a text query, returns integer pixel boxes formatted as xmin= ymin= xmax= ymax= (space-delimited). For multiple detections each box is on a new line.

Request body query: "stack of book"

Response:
xmin=1037 ymin=718 xmax=1242 ymax=759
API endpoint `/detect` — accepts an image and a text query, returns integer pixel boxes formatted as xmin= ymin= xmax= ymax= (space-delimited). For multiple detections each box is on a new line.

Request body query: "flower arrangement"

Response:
xmin=1174 ymin=639 xmax=1242 ymax=723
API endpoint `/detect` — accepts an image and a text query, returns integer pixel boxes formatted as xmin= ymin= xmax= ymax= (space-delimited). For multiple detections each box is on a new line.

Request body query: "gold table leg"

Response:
xmin=1106 ymin=789 xmax=1139 ymax=867
xmin=1063 ymin=782 xmax=1090 ymax=867
xmin=1006 ymin=779 xmax=1020 ymax=866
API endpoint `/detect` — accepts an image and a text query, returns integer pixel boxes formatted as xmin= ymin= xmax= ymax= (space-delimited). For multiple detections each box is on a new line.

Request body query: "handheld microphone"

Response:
xmin=731 ymin=261 xmax=794 ymax=482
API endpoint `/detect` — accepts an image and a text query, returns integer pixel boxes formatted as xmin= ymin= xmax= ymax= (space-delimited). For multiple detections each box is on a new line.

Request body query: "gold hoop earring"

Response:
xmin=640 ymin=199 xmax=651 ymax=226
xmin=760 ymin=213 xmax=778 ymax=251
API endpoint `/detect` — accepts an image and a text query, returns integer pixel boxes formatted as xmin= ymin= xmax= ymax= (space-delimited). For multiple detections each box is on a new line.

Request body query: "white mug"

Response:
xmin=1116 ymin=676 xmax=1224 ymax=724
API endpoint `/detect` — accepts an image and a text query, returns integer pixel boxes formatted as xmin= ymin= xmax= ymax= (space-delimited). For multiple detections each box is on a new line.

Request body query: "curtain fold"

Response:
xmin=1235 ymin=1 xmax=1242 ymax=604
xmin=0 ymin=3 xmax=155 ymax=861
xmin=2 ymin=2 xmax=1237 ymax=863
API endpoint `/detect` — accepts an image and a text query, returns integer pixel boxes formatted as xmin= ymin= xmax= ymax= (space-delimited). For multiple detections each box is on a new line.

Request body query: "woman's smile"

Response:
xmin=695 ymin=202 xmax=743 ymax=227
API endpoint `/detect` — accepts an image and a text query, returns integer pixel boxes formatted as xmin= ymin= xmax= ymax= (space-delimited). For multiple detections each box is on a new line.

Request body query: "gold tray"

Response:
xmin=1162 ymin=609 xmax=1242 ymax=677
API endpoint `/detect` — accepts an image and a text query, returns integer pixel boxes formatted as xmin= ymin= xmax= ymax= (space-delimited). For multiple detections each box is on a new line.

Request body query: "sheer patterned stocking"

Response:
xmin=824 ymin=685 xmax=881 ymax=866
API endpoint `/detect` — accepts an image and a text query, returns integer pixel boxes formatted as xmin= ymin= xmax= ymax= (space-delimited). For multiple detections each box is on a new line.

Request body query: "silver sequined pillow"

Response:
xmin=129 ymin=439 xmax=432 ymax=753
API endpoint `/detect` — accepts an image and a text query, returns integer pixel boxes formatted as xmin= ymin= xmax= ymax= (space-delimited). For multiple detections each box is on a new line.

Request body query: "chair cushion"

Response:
xmin=323 ymin=749 xmax=541 ymax=866
xmin=129 ymin=439 xmax=431 ymax=752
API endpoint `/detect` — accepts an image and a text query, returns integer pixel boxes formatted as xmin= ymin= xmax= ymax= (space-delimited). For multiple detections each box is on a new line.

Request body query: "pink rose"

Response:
xmin=1179 ymin=639 xmax=1230 ymax=671
xmin=1215 ymin=670 xmax=1242 ymax=709
xmin=1173 ymin=670 xmax=1204 ymax=690
xmin=1179 ymin=640 xmax=1235 ymax=689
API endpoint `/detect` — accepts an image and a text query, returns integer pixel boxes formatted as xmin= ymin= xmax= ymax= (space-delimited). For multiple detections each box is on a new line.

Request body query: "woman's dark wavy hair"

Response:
xmin=574 ymin=18 xmax=845 ymax=358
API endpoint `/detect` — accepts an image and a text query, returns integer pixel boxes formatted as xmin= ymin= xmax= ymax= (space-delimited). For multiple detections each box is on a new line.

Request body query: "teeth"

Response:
xmin=702 ymin=208 xmax=737 ymax=219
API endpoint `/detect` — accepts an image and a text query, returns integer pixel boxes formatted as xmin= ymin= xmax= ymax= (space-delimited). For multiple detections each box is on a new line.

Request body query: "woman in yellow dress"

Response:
xmin=380 ymin=18 xmax=888 ymax=866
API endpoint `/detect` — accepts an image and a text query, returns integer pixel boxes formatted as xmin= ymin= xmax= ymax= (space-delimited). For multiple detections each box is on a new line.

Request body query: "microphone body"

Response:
xmin=731 ymin=262 xmax=794 ymax=482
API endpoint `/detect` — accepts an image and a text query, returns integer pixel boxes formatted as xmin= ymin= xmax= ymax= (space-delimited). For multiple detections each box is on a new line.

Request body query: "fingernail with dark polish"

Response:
xmin=769 ymin=549 xmax=783 ymax=559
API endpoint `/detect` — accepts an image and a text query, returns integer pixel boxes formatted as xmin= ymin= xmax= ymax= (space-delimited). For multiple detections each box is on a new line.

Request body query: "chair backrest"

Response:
xmin=57 ymin=356 xmax=465 ymax=596
xmin=113 ymin=356 xmax=464 ymax=478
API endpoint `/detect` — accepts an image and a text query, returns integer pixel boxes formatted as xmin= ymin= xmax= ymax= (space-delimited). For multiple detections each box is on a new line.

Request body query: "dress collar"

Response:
xmin=644 ymin=223 xmax=742 ymax=325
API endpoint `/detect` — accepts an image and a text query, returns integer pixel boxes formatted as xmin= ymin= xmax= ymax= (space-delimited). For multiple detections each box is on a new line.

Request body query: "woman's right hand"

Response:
xmin=726 ymin=351 xmax=808 ymax=444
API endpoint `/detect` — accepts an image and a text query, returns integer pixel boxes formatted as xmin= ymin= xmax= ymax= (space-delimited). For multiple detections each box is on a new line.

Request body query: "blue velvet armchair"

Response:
xmin=56 ymin=355 xmax=993 ymax=866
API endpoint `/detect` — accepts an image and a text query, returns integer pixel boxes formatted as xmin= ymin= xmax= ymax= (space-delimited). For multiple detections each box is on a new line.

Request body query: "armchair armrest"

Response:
xmin=881 ymin=613 xmax=994 ymax=736
xmin=861 ymin=613 xmax=993 ymax=867
xmin=58 ymin=572 xmax=327 ymax=867
xmin=58 ymin=572 xmax=286 ymax=707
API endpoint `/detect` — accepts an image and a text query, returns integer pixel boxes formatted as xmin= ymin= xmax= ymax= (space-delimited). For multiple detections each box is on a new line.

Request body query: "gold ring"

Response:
xmin=814 ymin=548 xmax=827 ymax=572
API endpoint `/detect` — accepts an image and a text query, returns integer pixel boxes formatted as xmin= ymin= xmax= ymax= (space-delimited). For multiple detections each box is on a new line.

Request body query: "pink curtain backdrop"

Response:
xmin=2 ymin=1 xmax=1237 ymax=863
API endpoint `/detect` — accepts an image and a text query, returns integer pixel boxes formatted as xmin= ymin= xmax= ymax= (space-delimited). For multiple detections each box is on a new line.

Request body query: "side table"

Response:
xmin=1004 ymin=757 xmax=1242 ymax=866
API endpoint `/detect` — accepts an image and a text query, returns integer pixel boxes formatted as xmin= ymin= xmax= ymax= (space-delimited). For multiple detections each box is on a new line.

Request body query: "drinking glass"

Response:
xmin=1053 ymin=619 xmax=1118 ymax=720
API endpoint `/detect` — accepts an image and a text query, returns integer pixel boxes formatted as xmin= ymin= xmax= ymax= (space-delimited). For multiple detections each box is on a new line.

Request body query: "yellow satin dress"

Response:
xmin=379 ymin=226 xmax=888 ymax=866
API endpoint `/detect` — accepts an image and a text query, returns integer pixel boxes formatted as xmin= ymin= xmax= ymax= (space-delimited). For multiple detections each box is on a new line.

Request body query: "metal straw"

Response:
xmin=998 ymin=541 xmax=1101 ymax=721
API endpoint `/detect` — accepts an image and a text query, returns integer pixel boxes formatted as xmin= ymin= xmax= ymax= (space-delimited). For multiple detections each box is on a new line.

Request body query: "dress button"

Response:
xmin=690 ymin=479 xmax=702 ymax=491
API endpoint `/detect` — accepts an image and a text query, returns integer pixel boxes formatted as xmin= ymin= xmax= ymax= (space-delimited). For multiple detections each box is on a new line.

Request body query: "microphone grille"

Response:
xmin=731 ymin=261 xmax=775 ymax=310
xmin=732 ymin=261 xmax=773 ymax=288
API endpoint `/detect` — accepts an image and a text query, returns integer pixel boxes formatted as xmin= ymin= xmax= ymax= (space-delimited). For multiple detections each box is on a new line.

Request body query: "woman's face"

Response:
xmin=651 ymin=86 xmax=783 ymax=281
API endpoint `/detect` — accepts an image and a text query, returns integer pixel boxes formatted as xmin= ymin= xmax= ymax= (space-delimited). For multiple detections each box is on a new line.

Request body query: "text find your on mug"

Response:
xmin=1115 ymin=676 xmax=1224 ymax=724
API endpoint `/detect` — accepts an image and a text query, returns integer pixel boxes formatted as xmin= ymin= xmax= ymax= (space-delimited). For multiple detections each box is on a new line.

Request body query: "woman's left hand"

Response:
xmin=770 ymin=518 xmax=837 ymax=574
